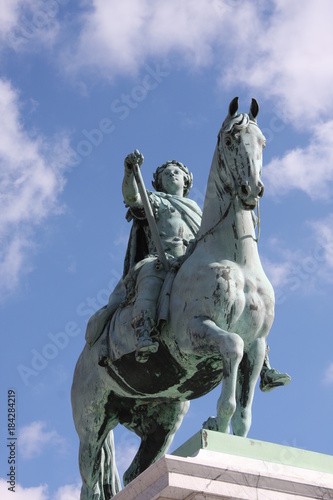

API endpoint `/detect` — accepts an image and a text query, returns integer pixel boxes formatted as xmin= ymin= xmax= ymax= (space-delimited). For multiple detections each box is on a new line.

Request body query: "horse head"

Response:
xmin=218 ymin=97 xmax=266 ymax=210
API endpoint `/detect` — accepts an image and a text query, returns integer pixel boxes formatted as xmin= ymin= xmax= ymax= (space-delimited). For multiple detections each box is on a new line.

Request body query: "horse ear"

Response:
xmin=249 ymin=98 xmax=259 ymax=122
xmin=228 ymin=96 xmax=239 ymax=117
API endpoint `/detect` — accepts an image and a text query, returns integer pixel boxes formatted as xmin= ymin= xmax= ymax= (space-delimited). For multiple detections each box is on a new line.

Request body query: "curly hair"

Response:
xmin=152 ymin=160 xmax=193 ymax=197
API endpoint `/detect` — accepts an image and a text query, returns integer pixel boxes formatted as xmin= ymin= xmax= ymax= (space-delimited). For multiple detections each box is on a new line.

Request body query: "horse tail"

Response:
xmin=101 ymin=430 xmax=121 ymax=497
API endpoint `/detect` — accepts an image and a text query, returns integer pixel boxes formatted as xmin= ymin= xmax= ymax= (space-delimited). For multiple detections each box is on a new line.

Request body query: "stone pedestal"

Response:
xmin=115 ymin=430 xmax=333 ymax=499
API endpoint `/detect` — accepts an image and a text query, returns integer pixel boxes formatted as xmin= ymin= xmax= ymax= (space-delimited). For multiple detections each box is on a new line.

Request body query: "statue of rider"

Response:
xmin=122 ymin=149 xmax=201 ymax=362
xmin=85 ymin=149 xmax=290 ymax=390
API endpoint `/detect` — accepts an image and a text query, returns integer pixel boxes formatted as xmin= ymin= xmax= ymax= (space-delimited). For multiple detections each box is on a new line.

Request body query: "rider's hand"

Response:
xmin=124 ymin=149 xmax=144 ymax=171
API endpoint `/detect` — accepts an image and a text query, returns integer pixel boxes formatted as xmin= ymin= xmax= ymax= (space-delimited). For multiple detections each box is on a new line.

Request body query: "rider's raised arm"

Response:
xmin=122 ymin=150 xmax=144 ymax=208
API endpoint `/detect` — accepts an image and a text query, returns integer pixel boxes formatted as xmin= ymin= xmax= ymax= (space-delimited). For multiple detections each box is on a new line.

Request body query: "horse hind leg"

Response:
xmin=122 ymin=400 xmax=190 ymax=486
xmin=188 ymin=317 xmax=244 ymax=433
xmin=72 ymin=379 xmax=120 ymax=499
xmin=77 ymin=420 xmax=121 ymax=500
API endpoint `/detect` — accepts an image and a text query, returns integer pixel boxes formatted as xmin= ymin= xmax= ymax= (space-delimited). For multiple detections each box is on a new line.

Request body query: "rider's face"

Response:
xmin=161 ymin=165 xmax=185 ymax=196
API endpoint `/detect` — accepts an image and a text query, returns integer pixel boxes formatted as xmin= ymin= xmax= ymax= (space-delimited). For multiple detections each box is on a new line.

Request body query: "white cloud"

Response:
xmin=19 ymin=421 xmax=66 ymax=459
xmin=2 ymin=2 xmax=333 ymax=294
xmin=61 ymin=0 xmax=333 ymax=207
xmin=308 ymin=214 xmax=333 ymax=274
xmin=323 ymin=363 xmax=333 ymax=385
xmin=261 ymin=256 xmax=292 ymax=290
xmin=62 ymin=0 xmax=257 ymax=79
xmin=0 ymin=1 xmax=22 ymax=35
xmin=0 ymin=479 xmax=81 ymax=500
xmin=0 ymin=79 xmax=72 ymax=300
xmin=0 ymin=0 xmax=61 ymax=53
xmin=0 ymin=479 xmax=48 ymax=500
xmin=4 ymin=1 xmax=333 ymax=131
xmin=53 ymin=483 xmax=81 ymax=500
xmin=265 ymin=120 xmax=333 ymax=200
xmin=58 ymin=0 xmax=333 ymax=205
xmin=60 ymin=0 xmax=333 ymax=127
xmin=221 ymin=0 xmax=333 ymax=124
xmin=261 ymin=232 xmax=333 ymax=304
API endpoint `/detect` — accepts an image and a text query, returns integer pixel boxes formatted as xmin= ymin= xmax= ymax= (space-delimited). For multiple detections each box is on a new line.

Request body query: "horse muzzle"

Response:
xmin=238 ymin=180 xmax=264 ymax=209
xmin=240 ymin=199 xmax=257 ymax=211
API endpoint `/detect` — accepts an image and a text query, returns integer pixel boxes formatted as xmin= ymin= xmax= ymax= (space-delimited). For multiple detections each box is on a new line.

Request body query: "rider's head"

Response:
xmin=152 ymin=161 xmax=193 ymax=197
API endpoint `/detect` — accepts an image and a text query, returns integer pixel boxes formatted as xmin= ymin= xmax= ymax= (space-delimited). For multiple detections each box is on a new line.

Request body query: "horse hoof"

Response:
xmin=202 ymin=416 xmax=218 ymax=431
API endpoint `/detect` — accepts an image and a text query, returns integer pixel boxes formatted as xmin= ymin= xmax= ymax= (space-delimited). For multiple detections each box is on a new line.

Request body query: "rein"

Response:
xmin=255 ymin=201 xmax=261 ymax=243
xmin=195 ymin=194 xmax=236 ymax=244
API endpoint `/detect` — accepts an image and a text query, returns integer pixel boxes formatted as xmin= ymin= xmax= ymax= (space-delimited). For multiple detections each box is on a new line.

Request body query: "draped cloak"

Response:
xmin=85 ymin=191 xmax=202 ymax=347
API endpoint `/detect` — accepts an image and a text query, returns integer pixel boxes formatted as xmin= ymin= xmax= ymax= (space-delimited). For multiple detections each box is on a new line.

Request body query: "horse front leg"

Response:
xmin=188 ymin=317 xmax=244 ymax=433
xmin=231 ymin=336 xmax=266 ymax=437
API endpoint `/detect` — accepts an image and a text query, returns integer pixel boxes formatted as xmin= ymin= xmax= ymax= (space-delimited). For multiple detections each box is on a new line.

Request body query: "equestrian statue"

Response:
xmin=71 ymin=97 xmax=291 ymax=499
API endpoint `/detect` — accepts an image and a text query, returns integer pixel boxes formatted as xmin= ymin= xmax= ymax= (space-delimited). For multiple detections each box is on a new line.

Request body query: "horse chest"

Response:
xmin=208 ymin=264 xmax=274 ymax=337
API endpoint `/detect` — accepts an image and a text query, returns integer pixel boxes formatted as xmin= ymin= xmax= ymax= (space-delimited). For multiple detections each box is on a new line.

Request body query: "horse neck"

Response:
xmin=198 ymin=146 xmax=231 ymax=235
xmin=197 ymin=146 xmax=259 ymax=265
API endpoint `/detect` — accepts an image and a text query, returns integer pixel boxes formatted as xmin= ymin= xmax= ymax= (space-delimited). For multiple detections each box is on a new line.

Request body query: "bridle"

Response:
xmin=196 ymin=116 xmax=261 ymax=244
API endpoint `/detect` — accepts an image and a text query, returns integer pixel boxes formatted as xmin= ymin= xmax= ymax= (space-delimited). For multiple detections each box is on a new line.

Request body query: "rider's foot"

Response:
xmin=260 ymin=368 xmax=291 ymax=392
xmin=132 ymin=313 xmax=159 ymax=363
xmin=135 ymin=338 xmax=159 ymax=363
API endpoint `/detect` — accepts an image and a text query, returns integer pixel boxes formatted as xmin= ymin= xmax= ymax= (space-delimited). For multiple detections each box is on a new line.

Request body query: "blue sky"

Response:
xmin=1 ymin=0 xmax=333 ymax=498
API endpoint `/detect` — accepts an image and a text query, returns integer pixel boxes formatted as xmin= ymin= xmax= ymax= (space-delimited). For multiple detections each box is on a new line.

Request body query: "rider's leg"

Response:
xmin=132 ymin=261 xmax=166 ymax=362
xmin=259 ymin=344 xmax=291 ymax=392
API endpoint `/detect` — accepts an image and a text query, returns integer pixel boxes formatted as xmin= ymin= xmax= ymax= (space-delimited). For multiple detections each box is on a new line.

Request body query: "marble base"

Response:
xmin=114 ymin=430 xmax=333 ymax=499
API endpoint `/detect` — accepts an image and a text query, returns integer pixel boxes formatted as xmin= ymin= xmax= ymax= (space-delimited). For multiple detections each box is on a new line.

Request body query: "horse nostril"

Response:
xmin=241 ymin=182 xmax=250 ymax=196
xmin=258 ymin=182 xmax=265 ymax=198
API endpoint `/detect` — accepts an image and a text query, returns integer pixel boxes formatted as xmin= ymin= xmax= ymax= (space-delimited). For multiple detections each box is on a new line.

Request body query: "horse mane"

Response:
xmin=222 ymin=112 xmax=250 ymax=134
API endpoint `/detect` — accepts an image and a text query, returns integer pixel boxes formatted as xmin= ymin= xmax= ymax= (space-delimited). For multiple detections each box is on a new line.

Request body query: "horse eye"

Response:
xmin=225 ymin=137 xmax=232 ymax=147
